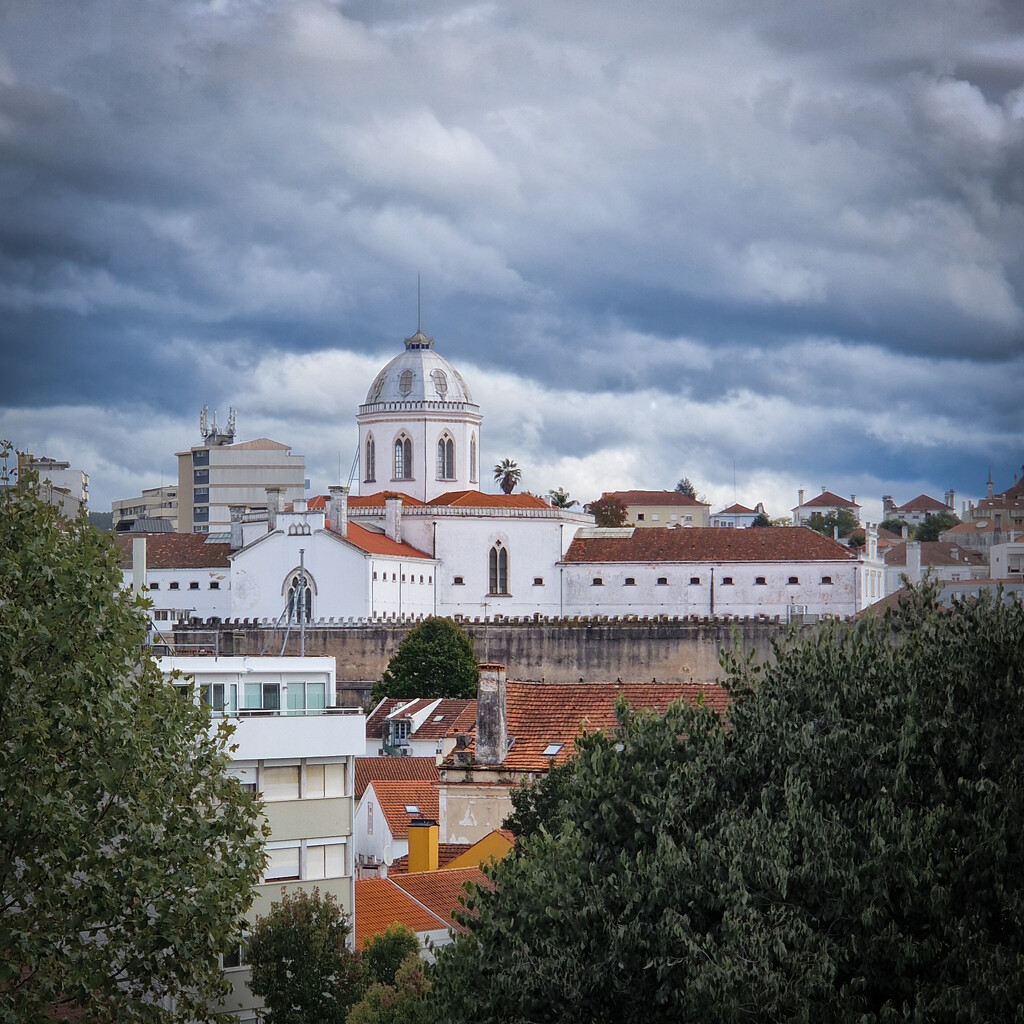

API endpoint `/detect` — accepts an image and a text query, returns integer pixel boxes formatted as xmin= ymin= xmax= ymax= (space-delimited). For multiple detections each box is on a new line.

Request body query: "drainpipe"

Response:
xmin=432 ymin=521 xmax=438 ymax=617
xmin=710 ymin=566 xmax=715 ymax=616
xmin=299 ymin=547 xmax=306 ymax=657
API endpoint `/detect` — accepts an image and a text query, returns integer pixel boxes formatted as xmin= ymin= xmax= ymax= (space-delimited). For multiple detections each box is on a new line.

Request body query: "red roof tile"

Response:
xmin=944 ymin=520 xmax=995 ymax=535
xmin=346 ymin=490 xmax=427 ymax=508
xmin=894 ymin=493 xmax=951 ymax=513
xmin=564 ymin=526 xmax=855 ymax=563
xmin=353 ymin=878 xmax=445 ymax=947
xmin=355 ymin=756 xmax=439 ymax=799
xmin=428 ymin=490 xmax=551 ymax=510
xmin=368 ymin=780 xmax=439 ymax=837
xmin=391 ymin=867 xmax=489 ymax=931
xmin=329 ymin=521 xmax=432 ymax=559
xmin=446 ymin=680 xmax=730 ymax=772
xmin=882 ymin=542 xmax=984 ymax=567
xmin=603 ymin=489 xmax=706 ymax=507
xmin=366 ymin=699 xmax=404 ymax=739
xmin=389 ymin=843 xmax=470 ymax=875
xmin=114 ymin=533 xmax=230 ymax=570
xmin=410 ymin=700 xmax=476 ymax=740
xmin=796 ymin=490 xmax=860 ymax=509
xmin=714 ymin=503 xmax=756 ymax=515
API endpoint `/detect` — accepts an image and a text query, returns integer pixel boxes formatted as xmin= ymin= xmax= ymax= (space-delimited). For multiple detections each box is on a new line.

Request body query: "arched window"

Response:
xmin=488 ymin=541 xmax=508 ymax=595
xmin=287 ymin=573 xmax=313 ymax=623
xmin=365 ymin=434 xmax=376 ymax=482
xmin=437 ymin=436 xmax=455 ymax=479
xmin=431 ymin=369 xmax=448 ymax=398
xmin=469 ymin=435 xmax=477 ymax=483
xmin=398 ymin=370 xmax=414 ymax=397
xmin=394 ymin=436 xmax=412 ymax=480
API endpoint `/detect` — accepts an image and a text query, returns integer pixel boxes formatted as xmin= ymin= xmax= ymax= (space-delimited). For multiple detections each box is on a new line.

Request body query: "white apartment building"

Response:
xmin=176 ymin=408 xmax=305 ymax=534
xmin=157 ymin=655 xmax=365 ymax=1024
xmin=16 ymin=452 xmax=89 ymax=516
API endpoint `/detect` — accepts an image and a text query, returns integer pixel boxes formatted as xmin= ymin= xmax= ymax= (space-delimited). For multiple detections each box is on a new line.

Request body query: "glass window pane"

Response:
xmin=262 ymin=766 xmax=299 ymax=801
xmin=307 ymin=682 xmax=325 ymax=710
xmin=305 ymin=765 xmax=326 ymax=799
xmin=263 ymin=683 xmax=280 ymax=711
xmin=244 ymin=682 xmax=261 ymax=709
xmin=264 ymin=846 xmax=300 ymax=881
xmin=287 ymin=683 xmax=305 ymax=711
xmin=324 ymin=763 xmax=345 ymax=797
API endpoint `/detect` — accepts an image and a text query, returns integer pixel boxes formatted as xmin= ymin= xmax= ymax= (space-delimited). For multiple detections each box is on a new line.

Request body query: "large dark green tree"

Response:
xmin=805 ymin=507 xmax=859 ymax=538
xmin=433 ymin=585 xmax=1024 ymax=1023
xmin=584 ymin=494 xmax=628 ymax=527
xmin=912 ymin=511 xmax=960 ymax=541
xmin=373 ymin=617 xmax=479 ymax=702
xmin=0 ymin=444 xmax=267 ymax=1023
xmin=247 ymin=888 xmax=364 ymax=1024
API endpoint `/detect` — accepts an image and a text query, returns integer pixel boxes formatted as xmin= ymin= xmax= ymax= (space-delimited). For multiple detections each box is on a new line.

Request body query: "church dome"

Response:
xmin=363 ymin=330 xmax=475 ymax=408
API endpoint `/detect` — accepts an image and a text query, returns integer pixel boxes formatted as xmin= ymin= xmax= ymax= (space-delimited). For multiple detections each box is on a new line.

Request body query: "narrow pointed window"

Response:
xmin=488 ymin=542 xmax=508 ymax=595
xmin=365 ymin=435 xmax=376 ymax=482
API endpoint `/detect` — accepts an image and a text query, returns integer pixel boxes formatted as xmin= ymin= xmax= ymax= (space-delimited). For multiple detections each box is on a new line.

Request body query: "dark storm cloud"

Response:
xmin=0 ymin=0 xmax=1021 ymax=515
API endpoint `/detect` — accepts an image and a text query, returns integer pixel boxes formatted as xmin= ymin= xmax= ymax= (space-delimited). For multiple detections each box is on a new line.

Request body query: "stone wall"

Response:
xmin=170 ymin=613 xmax=825 ymax=706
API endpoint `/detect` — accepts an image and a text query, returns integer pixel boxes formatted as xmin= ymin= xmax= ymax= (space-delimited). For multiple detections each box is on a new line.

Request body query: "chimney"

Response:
xmin=385 ymin=495 xmax=403 ymax=544
xmin=132 ymin=537 xmax=146 ymax=596
xmin=850 ymin=494 xmax=856 ymax=505
xmin=329 ymin=485 xmax=349 ymax=538
xmin=475 ymin=663 xmax=507 ymax=765
xmin=865 ymin=522 xmax=878 ymax=562
xmin=821 ymin=485 xmax=827 ymax=493
xmin=407 ymin=818 xmax=439 ymax=874
xmin=798 ymin=488 xmax=805 ymax=506
xmin=882 ymin=495 xmax=895 ymax=515
xmin=265 ymin=487 xmax=283 ymax=531
xmin=229 ymin=506 xmax=244 ymax=551
xmin=294 ymin=498 xmax=307 ymax=513
xmin=906 ymin=540 xmax=922 ymax=584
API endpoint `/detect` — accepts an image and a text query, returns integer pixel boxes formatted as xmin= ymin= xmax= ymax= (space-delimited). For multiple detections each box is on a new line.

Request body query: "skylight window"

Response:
xmin=404 ymin=804 xmax=420 ymax=815
xmin=542 ymin=743 xmax=564 ymax=757
xmin=433 ymin=714 xmax=445 ymax=722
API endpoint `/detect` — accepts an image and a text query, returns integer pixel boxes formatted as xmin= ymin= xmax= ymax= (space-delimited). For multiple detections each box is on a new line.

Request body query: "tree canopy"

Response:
xmin=912 ymin=511 xmax=960 ymax=541
xmin=804 ymin=507 xmax=859 ymax=538
xmin=373 ymin=617 xmax=479 ymax=702
xmin=432 ymin=584 xmax=1024 ymax=1022
xmin=492 ymin=458 xmax=522 ymax=495
xmin=675 ymin=477 xmax=698 ymax=497
xmin=547 ymin=487 xmax=578 ymax=509
xmin=0 ymin=444 xmax=266 ymax=1024
xmin=248 ymin=887 xmax=364 ymax=1024
xmin=584 ymin=494 xmax=628 ymax=527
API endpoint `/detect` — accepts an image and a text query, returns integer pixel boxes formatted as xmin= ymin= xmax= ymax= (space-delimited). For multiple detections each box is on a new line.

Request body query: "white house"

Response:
xmin=882 ymin=540 xmax=987 ymax=595
xmin=156 ymin=655 xmax=365 ymax=1024
xmin=560 ymin=525 xmax=885 ymax=618
xmin=354 ymin=779 xmax=439 ymax=869
xmin=710 ymin=502 xmax=766 ymax=528
xmin=792 ymin=487 xmax=861 ymax=527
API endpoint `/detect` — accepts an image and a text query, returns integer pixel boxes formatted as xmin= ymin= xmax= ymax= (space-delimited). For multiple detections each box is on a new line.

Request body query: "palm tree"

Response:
xmin=493 ymin=458 xmax=522 ymax=495
xmin=547 ymin=487 xmax=578 ymax=509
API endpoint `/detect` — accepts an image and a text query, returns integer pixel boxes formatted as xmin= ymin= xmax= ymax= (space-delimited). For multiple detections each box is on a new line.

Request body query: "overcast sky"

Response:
xmin=2 ymin=0 xmax=1023 ymax=522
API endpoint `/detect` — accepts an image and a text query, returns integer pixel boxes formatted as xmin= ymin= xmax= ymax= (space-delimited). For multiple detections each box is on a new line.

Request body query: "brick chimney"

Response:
xmin=329 ymin=485 xmax=349 ymax=538
xmin=385 ymin=495 xmax=403 ymax=544
xmin=407 ymin=818 xmax=439 ymax=873
xmin=476 ymin=664 xmax=507 ymax=765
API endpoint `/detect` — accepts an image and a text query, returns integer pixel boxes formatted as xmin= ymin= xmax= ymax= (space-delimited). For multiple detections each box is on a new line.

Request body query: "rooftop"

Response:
xmin=602 ymin=489 xmax=708 ymax=507
xmin=114 ymin=533 xmax=230 ymax=570
xmin=355 ymin=756 xmax=439 ymax=799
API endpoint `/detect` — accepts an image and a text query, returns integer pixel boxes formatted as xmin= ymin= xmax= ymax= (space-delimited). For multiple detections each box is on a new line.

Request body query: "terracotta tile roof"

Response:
xmin=428 ymin=490 xmax=550 ymax=510
xmin=114 ymin=533 xmax=231 ymax=570
xmin=796 ymin=490 xmax=860 ymax=509
xmin=329 ymin=521 xmax=432 ymax=559
xmin=411 ymin=700 xmax=476 ymax=740
xmin=355 ymin=756 xmax=439 ymax=799
xmin=307 ymin=494 xmax=326 ymax=510
xmin=714 ymin=503 xmax=756 ymax=515
xmin=369 ymin=780 xmax=439 ymax=837
xmin=346 ymin=490 xmax=427 ymax=508
xmin=883 ymin=542 xmax=985 ymax=567
xmin=603 ymin=489 xmax=706 ymax=507
xmin=353 ymin=878 xmax=446 ymax=947
xmin=564 ymin=526 xmax=855 ymax=564
xmin=894 ymin=493 xmax=951 ymax=513
xmin=447 ymin=680 xmax=730 ymax=772
xmin=391 ymin=867 xmax=489 ymax=931
xmin=944 ymin=520 xmax=995 ymax=535
xmin=388 ymin=843 xmax=470 ymax=875
xmin=366 ymin=699 xmax=404 ymax=739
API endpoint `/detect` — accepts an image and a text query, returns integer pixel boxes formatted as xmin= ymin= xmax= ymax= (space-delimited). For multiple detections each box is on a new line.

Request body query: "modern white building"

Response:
xmin=16 ymin=452 xmax=89 ymax=516
xmin=176 ymin=407 xmax=306 ymax=534
xmin=112 ymin=483 xmax=179 ymax=532
xmin=156 ymin=655 xmax=365 ymax=1024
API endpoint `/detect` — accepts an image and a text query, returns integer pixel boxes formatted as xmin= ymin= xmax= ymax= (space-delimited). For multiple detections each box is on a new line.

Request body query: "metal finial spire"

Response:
xmin=417 ymin=272 xmax=421 ymax=332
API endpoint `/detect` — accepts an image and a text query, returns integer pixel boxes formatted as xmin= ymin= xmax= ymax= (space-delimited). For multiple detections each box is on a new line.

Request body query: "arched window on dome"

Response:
xmin=469 ymin=435 xmax=477 ymax=483
xmin=431 ymin=369 xmax=448 ymax=398
xmin=394 ymin=435 xmax=412 ymax=480
xmin=488 ymin=541 xmax=509 ymax=596
xmin=365 ymin=434 xmax=376 ymax=483
xmin=398 ymin=370 xmax=414 ymax=397
xmin=437 ymin=435 xmax=455 ymax=480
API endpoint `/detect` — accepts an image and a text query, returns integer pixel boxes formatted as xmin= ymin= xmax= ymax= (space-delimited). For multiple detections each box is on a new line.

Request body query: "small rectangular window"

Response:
xmin=624 ymin=577 xmax=636 ymax=586
xmin=372 ymin=571 xmax=377 ymax=580
xmin=657 ymin=577 xmax=668 ymax=586
xmin=193 ymin=506 xmax=209 ymax=522
xmin=722 ymin=576 xmax=733 ymax=585
xmin=542 ymin=743 xmax=564 ymax=756
xmin=788 ymin=576 xmax=799 ymax=585
xmin=367 ymin=801 xmax=374 ymax=836
xmin=193 ymin=468 xmax=209 ymax=485
xmin=652 ymin=513 xmax=660 ymax=521
xmin=636 ymin=513 xmax=645 ymax=521
xmin=689 ymin=577 xmax=700 ymax=585
xmin=428 ymin=575 xmax=432 ymax=584
xmin=189 ymin=581 xmax=199 ymax=590
xmin=453 ymin=576 xmax=464 ymax=585
xmin=149 ymin=582 xmax=160 ymax=590
xmin=821 ymin=576 xmax=833 ymax=585
xmin=193 ymin=487 xmax=209 ymax=503
xmin=401 ymin=574 xmax=406 ymax=582
xmin=209 ymin=581 xmax=220 ymax=590
xmin=169 ymin=581 xmax=180 ymax=590
xmin=533 ymin=577 xmax=544 ymax=586
xmin=264 ymin=845 xmax=300 ymax=882
xmin=192 ymin=449 xmax=209 ymax=466
xmin=592 ymin=577 xmax=603 ymax=586
xmin=755 ymin=576 xmax=766 ymax=586
xmin=262 ymin=766 xmax=299 ymax=801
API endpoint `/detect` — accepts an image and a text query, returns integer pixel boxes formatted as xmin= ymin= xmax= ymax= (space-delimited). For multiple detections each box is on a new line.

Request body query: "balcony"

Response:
xmin=223 ymin=708 xmax=365 ymax=762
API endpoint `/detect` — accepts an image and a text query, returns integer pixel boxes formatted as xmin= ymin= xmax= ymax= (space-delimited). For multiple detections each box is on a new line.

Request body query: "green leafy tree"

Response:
xmin=912 ymin=510 xmax=960 ymax=541
xmin=675 ymin=477 xmax=697 ymax=497
xmin=347 ymin=953 xmax=432 ymax=1024
xmin=547 ymin=487 xmax=578 ymax=509
xmin=879 ymin=517 xmax=907 ymax=535
xmin=432 ymin=585 xmax=1024 ymax=1022
xmin=805 ymin=507 xmax=859 ymax=538
xmin=361 ymin=923 xmax=421 ymax=987
xmin=248 ymin=888 xmax=365 ymax=1024
xmin=373 ymin=617 xmax=478 ymax=702
xmin=584 ymin=494 xmax=628 ymax=527
xmin=502 ymin=757 xmax=578 ymax=842
xmin=750 ymin=511 xmax=771 ymax=527
xmin=0 ymin=443 xmax=266 ymax=1024
xmin=492 ymin=458 xmax=522 ymax=495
